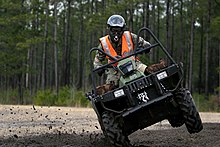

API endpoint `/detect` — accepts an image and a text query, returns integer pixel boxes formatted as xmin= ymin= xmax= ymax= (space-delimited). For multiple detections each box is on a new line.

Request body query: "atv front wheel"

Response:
xmin=175 ymin=88 xmax=203 ymax=134
xmin=168 ymin=115 xmax=184 ymax=127
xmin=101 ymin=111 xmax=132 ymax=147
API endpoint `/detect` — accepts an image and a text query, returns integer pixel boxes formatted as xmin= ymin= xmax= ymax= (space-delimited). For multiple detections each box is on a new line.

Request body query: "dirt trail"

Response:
xmin=0 ymin=105 xmax=219 ymax=147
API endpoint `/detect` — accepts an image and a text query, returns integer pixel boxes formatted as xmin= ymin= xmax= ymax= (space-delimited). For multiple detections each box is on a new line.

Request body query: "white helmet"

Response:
xmin=107 ymin=15 xmax=126 ymax=28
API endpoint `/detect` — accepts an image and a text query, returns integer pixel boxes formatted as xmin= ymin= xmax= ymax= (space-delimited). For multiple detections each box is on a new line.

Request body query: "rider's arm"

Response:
xmin=130 ymin=33 xmax=150 ymax=73
xmin=93 ymin=44 xmax=106 ymax=69
xmin=131 ymin=33 xmax=151 ymax=49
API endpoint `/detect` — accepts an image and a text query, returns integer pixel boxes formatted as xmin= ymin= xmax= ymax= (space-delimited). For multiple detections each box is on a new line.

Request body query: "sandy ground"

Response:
xmin=0 ymin=105 xmax=219 ymax=147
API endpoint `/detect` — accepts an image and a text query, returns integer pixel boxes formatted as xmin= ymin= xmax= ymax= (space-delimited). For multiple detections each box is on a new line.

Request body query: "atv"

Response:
xmin=86 ymin=28 xmax=203 ymax=147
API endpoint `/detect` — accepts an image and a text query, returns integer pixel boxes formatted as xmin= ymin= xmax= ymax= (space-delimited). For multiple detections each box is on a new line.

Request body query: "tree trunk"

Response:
xmin=54 ymin=1 xmax=59 ymax=95
xmin=66 ymin=0 xmax=71 ymax=86
xmin=218 ymin=43 xmax=220 ymax=105
xmin=198 ymin=17 xmax=204 ymax=94
xmin=205 ymin=0 xmax=211 ymax=99
xmin=18 ymin=72 xmax=23 ymax=104
xmin=189 ymin=0 xmax=195 ymax=92
xmin=179 ymin=0 xmax=184 ymax=62
xmin=32 ymin=3 xmax=40 ymax=95
xmin=61 ymin=0 xmax=71 ymax=86
xmin=142 ymin=1 xmax=150 ymax=40
xmin=41 ymin=0 xmax=49 ymax=90
xmin=83 ymin=34 xmax=88 ymax=91
xmin=76 ymin=2 xmax=84 ymax=89
xmin=152 ymin=0 xmax=157 ymax=62
xmin=166 ymin=0 xmax=170 ymax=52
xmin=17 ymin=0 xmax=25 ymax=104
xmin=170 ymin=1 xmax=175 ymax=57
xmin=26 ymin=49 xmax=30 ymax=89
xmin=28 ymin=46 xmax=33 ymax=96
xmin=128 ymin=6 xmax=134 ymax=31
xmin=156 ymin=0 xmax=160 ymax=61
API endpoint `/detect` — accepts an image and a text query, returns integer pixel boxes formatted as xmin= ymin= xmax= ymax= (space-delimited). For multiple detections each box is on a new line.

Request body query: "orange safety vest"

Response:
xmin=99 ymin=31 xmax=134 ymax=62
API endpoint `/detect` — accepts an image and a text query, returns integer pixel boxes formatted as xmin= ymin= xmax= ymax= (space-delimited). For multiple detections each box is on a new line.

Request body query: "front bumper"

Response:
xmin=121 ymin=92 xmax=176 ymax=135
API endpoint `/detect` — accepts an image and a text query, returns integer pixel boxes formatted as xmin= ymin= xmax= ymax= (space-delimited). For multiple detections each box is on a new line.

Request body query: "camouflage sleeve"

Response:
xmin=131 ymin=33 xmax=151 ymax=48
xmin=93 ymin=43 xmax=106 ymax=69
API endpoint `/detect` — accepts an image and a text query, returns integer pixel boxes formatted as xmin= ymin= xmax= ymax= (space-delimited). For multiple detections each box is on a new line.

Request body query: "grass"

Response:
xmin=0 ymin=87 xmax=91 ymax=107
xmin=0 ymin=87 xmax=219 ymax=112
xmin=193 ymin=93 xmax=220 ymax=112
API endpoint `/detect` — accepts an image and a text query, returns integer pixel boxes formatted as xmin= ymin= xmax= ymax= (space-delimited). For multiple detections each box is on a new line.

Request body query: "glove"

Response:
xmin=136 ymin=47 xmax=144 ymax=54
xmin=97 ymin=68 xmax=105 ymax=76
xmin=145 ymin=59 xmax=167 ymax=74
xmin=143 ymin=41 xmax=151 ymax=54
xmin=144 ymin=47 xmax=151 ymax=54
xmin=136 ymin=47 xmax=150 ymax=54
xmin=96 ymin=83 xmax=115 ymax=95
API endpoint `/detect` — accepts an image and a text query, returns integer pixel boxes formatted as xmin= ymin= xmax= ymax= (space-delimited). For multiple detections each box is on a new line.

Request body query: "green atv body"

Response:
xmin=118 ymin=57 xmax=145 ymax=87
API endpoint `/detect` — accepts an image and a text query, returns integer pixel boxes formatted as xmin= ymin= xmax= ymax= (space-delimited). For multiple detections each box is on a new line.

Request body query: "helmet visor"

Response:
xmin=110 ymin=27 xmax=123 ymax=34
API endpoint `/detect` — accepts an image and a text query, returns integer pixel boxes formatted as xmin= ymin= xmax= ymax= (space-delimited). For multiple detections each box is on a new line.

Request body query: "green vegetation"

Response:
xmin=193 ymin=93 xmax=220 ymax=112
xmin=0 ymin=89 xmax=18 ymax=104
xmin=0 ymin=87 xmax=91 ymax=107
xmin=0 ymin=88 xmax=219 ymax=112
xmin=33 ymin=87 xmax=91 ymax=107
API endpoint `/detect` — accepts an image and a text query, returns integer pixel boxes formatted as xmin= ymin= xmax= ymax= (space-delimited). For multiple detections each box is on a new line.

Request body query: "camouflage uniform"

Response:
xmin=94 ymin=32 xmax=150 ymax=86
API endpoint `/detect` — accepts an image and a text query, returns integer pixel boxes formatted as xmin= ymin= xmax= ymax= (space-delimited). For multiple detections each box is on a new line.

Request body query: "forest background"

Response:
xmin=0 ymin=0 xmax=219 ymax=112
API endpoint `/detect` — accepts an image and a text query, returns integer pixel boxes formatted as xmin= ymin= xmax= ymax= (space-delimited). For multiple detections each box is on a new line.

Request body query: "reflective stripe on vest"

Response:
xmin=99 ymin=36 xmax=117 ymax=58
xmin=99 ymin=31 xmax=134 ymax=60
xmin=123 ymin=31 xmax=133 ymax=54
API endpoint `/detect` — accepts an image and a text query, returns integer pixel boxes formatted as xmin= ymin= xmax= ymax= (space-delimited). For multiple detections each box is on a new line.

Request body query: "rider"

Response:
xmin=94 ymin=14 xmax=151 ymax=87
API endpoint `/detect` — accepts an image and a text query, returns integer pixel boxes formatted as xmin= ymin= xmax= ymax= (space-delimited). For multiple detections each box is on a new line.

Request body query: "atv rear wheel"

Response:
xmin=175 ymin=88 xmax=203 ymax=134
xmin=101 ymin=111 xmax=132 ymax=147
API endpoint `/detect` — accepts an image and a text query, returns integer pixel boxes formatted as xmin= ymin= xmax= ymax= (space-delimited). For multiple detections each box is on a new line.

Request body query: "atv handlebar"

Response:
xmin=90 ymin=44 xmax=158 ymax=73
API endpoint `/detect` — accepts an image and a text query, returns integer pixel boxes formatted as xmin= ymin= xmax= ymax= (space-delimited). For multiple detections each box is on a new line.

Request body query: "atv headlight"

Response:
xmin=157 ymin=71 xmax=168 ymax=80
xmin=114 ymin=89 xmax=125 ymax=98
xmin=119 ymin=61 xmax=134 ymax=75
